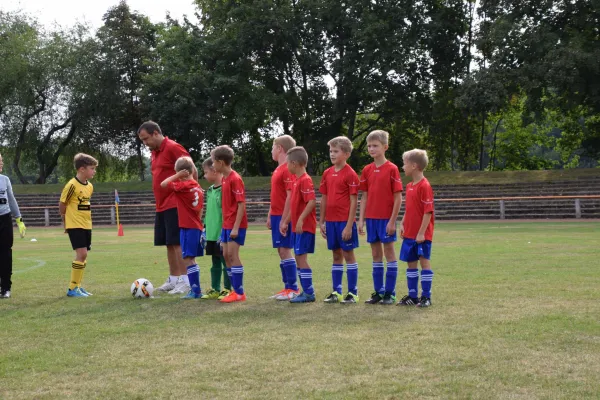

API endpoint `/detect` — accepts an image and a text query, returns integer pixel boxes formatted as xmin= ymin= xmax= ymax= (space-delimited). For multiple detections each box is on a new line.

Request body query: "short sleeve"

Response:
xmin=60 ymin=183 xmax=75 ymax=204
xmin=231 ymin=176 xmax=246 ymax=203
xmin=319 ymin=170 xmax=328 ymax=195
xmin=390 ymin=166 xmax=403 ymax=193
xmin=301 ymin=178 xmax=316 ymax=202
xmin=359 ymin=166 xmax=369 ymax=192
xmin=347 ymin=169 xmax=360 ymax=195
xmin=421 ymin=183 xmax=434 ymax=214
xmin=168 ymin=181 xmax=182 ymax=192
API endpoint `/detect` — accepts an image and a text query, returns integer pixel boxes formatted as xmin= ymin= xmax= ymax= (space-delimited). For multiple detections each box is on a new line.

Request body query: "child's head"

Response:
xmin=137 ymin=121 xmax=164 ymax=151
xmin=74 ymin=153 xmax=98 ymax=180
xmin=174 ymin=156 xmax=195 ymax=179
xmin=286 ymin=146 xmax=308 ymax=175
xmin=272 ymin=135 xmax=296 ymax=161
xmin=202 ymin=157 xmax=222 ymax=183
xmin=366 ymin=130 xmax=389 ymax=159
xmin=327 ymin=136 xmax=353 ymax=166
xmin=210 ymin=145 xmax=235 ymax=173
xmin=402 ymin=149 xmax=429 ymax=176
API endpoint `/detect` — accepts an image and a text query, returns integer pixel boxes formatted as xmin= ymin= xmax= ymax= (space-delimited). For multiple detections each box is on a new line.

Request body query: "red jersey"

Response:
xmin=169 ymin=180 xmax=204 ymax=230
xmin=270 ymin=163 xmax=295 ymax=216
xmin=290 ymin=173 xmax=317 ymax=233
xmin=359 ymin=161 xmax=403 ymax=219
xmin=319 ymin=164 xmax=360 ymax=222
xmin=151 ymin=137 xmax=191 ymax=212
xmin=403 ymin=178 xmax=435 ymax=241
xmin=221 ymin=170 xmax=248 ymax=230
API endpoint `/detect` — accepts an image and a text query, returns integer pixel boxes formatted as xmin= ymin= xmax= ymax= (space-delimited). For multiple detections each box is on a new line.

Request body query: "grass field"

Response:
xmin=1 ymin=222 xmax=599 ymax=399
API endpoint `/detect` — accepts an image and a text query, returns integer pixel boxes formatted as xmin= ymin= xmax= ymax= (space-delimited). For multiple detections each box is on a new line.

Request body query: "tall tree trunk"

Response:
xmin=136 ymin=140 xmax=145 ymax=181
xmin=36 ymin=123 xmax=78 ymax=184
xmin=479 ymin=112 xmax=486 ymax=171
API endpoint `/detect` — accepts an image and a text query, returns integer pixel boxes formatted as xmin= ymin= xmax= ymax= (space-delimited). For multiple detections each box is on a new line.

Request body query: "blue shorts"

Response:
xmin=326 ymin=221 xmax=359 ymax=251
xmin=292 ymin=232 xmax=315 ymax=255
xmin=180 ymin=228 xmax=204 ymax=258
xmin=270 ymin=215 xmax=293 ymax=248
xmin=366 ymin=218 xmax=397 ymax=244
xmin=220 ymin=228 xmax=247 ymax=246
xmin=400 ymin=238 xmax=432 ymax=262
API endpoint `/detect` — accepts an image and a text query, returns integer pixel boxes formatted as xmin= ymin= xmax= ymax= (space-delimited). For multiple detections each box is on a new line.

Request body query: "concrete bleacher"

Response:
xmin=14 ymin=176 xmax=600 ymax=226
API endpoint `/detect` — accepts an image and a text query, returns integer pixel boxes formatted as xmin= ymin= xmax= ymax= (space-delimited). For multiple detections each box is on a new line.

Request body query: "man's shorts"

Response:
xmin=326 ymin=221 xmax=359 ymax=251
xmin=154 ymin=208 xmax=180 ymax=246
xmin=366 ymin=218 xmax=397 ymax=244
xmin=180 ymin=228 xmax=204 ymax=258
xmin=220 ymin=228 xmax=247 ymax=246
xmin=270 ymin=215 xmax=293 ymax=248
xmin=400 ymin=238 xmax=432 ymax=262
xmin=292 ymin=232 xmax=315 ymax=255
xmin=67 ymin=228 xmax=92 ymax=251
xmin=205 ymin=240 xmax=222 ymax=256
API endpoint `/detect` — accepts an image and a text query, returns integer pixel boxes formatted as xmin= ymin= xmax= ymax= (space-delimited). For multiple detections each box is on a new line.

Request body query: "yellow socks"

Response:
xmin=69 ymin=261 xmax=85 ymax=290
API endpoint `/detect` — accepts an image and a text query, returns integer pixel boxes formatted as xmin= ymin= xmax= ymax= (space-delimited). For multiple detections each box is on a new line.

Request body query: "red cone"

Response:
xmin=117 ymin=224 xmax=124 ymax=236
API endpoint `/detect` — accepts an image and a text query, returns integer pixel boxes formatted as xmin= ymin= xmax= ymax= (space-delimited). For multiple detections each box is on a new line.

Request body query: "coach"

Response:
xmin=138 ymin=121 xmax=196 ymax=294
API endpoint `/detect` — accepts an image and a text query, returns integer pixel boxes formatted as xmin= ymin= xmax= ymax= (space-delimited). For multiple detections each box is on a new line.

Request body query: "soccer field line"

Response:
xmin=13 ymin=258 xmax=47 ymax=274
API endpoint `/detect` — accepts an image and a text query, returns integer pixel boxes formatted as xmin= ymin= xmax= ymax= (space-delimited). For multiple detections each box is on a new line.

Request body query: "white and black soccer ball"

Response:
xmin=131 ymin=278 xmax=154 ymax=298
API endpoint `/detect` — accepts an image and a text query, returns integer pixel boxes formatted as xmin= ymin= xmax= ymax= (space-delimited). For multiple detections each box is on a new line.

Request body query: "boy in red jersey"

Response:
xmin=398 ymin=149 xmax=435 ymax=308
xmin=358 ymin=130 xmax=403 ymax=305
xmin=211 ymin=145 xmax=248 ymax=303
xmin=281 ymin=146 xmax=317 ymax=303
xmin=267 ymin=135 xmax=299 ymax=300
xmin=319 ymin=136 xmax=361 ymax=304
xmin=161 ymin=156 xmax=205 ymax=299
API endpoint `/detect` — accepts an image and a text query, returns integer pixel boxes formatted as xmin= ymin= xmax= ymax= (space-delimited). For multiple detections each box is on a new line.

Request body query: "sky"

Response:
xmin=1 ymin=0 xmax=199 ymax=30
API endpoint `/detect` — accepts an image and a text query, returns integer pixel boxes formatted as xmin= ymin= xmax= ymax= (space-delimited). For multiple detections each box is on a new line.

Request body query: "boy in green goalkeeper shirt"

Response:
xmin=200 ymin=157 xmax=232 ymax=299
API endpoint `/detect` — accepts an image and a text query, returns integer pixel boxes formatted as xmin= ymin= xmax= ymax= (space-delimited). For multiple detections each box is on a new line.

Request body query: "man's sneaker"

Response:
xmin=220 ymin=291 xmax=246 ymax=303
xmin=182 ymin=290 xmax=201 ymax=299
xmin=201 ymin=289 xmax=220 ymax=299
xmin=79 ymin=287 xmax=93 ymax=296
xmin=416 ymin=296 xmax=432 ymax=308
xmin=275 ymin=289 xmax=299 ymax=300
xmin=380 ymin=293 xmax=396 ymax=305
xmin=323 ymin=291 xmax=343 ymax=303
xmin=67 ymin=288 xmax=88 ymax=297
xmin=365 ymin=292 xmax=383 ymax=304
xmin=156 ymin=277 xmax=177 ymax=292
xmin=289 ymin=291 xmax=316 ymax=303
xmin=0 ymin=290 xmax=11 ymax=299
xmin=269 ymin=288 xmax=287 ymax=299
xmin=341 ymin=292 xmax=359 ymax=304
xmin=168 ymin=278 xmax=190 ymax=295
xmin=217 ymin=289 xmax=231 ymax=300
xmin=397 ymin=295 xmax=419 ymax=306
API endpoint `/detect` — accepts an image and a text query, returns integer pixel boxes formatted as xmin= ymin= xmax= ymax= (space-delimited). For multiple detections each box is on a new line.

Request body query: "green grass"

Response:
xmin=11 ymin=168 xmax=600 ymax=194
xmin=1 ymin=222 xmax=599 ymax=399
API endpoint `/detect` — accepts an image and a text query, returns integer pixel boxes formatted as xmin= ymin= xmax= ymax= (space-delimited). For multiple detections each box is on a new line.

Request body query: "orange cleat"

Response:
xmin=220 ymin=291 xmax=247 ymax=303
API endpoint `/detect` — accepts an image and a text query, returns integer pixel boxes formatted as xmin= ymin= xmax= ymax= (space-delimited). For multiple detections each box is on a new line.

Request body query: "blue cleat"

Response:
xmin=79 ymin=287 xmax=93 ymax=296
xmin=181 ymin=290 xmax=201 ymax=299
xmin=67 ymin=288 xmax=88 ymax=297
xmin=289 ymin=291 xmax=316 ymax=303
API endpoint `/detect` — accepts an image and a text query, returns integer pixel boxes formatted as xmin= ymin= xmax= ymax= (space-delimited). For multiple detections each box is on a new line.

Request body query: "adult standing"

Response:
xmin=138 ymin=121 xmax=194 ymax=294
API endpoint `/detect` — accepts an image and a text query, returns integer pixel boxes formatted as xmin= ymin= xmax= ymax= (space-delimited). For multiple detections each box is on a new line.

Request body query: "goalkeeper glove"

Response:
xmin=16 ymin=217 xmax=26 ymax=238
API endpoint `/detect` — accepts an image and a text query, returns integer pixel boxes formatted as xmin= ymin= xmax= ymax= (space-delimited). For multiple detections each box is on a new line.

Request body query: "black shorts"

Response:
xmin=67 ymin=229 xmax=92 ymax=251
xmin=205 ymin=240 xmax=222 ymax=256
xmin=154 ymin=208 xmax=180 ymax=246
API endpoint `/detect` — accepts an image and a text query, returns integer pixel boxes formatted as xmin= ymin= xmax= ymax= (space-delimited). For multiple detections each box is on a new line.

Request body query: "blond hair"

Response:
xmin=175 ymin=156 xmax=195 ymax=174
xmin=327 ymin=136 xmax=353 ymax=153
xmin=211 ymin=145 xmax=235 ymax=165
xmin=366 ymin=130 xmax=389 ymax=146
xmin=202 ymin=157 xmax=214 ymax=169
xmin=403 ymin=149 xmax=429 ymax=171
xmin=286 ymin=146 xmax=308 ymax=166
xmin=74 ymin=153 xmax=98 ymax=170
xmin=273 ymin=135 xmax=297 ymax=152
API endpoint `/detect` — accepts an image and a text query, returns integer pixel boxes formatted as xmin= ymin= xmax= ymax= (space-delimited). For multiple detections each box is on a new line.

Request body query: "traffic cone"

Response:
xmin=118 ymin=224 xmax=124 ymax=236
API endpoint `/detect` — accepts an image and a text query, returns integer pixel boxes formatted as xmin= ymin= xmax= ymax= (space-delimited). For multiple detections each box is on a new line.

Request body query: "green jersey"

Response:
xmin=204 ymin=184 xmax=223 ymax=241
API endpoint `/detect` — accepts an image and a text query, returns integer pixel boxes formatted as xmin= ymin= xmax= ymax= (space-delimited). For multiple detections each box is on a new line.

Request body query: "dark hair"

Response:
xmin=137 ymin=121 xmax=162 ymax=136
xmin=211 ymin=145 xmax=235 ymax=165
xmin=202 ymin=157 xmax=214 ymax=169
xmin=74 ymin=153 xmax=98 ymax=169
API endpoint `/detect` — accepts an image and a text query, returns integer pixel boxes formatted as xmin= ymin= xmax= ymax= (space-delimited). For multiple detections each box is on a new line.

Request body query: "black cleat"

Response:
xmin=416 ymin=296 xmax=432 ymax=308
xmin=380 ymin=293 xmax=396 ymax=305
xmin=397 ymin=295 xmax=419 ymax=306
xmin=364 ymin=292 xmax=382 ymax=304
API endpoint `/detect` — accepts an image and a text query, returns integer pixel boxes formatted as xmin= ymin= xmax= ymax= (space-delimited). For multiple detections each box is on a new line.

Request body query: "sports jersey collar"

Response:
xmin=374 ymin=160 xmax=390 ymax=168
xmin=74 ymin=176 xmax=89 ymax=185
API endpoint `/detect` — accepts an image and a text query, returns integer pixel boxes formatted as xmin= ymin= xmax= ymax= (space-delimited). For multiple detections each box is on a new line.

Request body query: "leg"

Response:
xmin=383 ymin=242 xmax=398 ymax=300
xmin=294 ymin=253 xmax=315 ymax=298
xmin=277 ymin=247 xmax=292 ymax=291
xmin=418 ymin=257 xmax=433 ymax=306
xmin=227 ymin=241 xmax=244 ymax=295
xmin=280 ymin=247 xmax=298 ymax=293
xmin=184 ymin=256 xmax=201 ymax=297
xmin=0 ymin=214 xmax=14 ymax=293
xmin=331 ymin=248 xmax=344 ymax=295
xmin=343 ymin=250 xmax=358 ymax=296
xmin=370 ymin=242 xmax=384 ymax=295
xmin=69 ymin=247 xmax=87 ymax=291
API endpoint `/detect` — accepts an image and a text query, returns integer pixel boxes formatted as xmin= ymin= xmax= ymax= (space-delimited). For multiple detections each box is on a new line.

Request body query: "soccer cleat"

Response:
xmin=201 ymin=289 xmax=220 ymax=300
xmin=341 ymin=292 xmax=359 ymax=304
xmin=220 ymin=291 xmax=246 ymax=303
xmin=416 ymin=296 xmax=432 ymax=308
xmin=156 ymin=277 xmax=177 ymax=292
xmin=323 ymin=291 xmax=343 ymax=303
xmin=66 ymin=288 xmax=88 ymax=297
xmin=168 ymin=279 xmax=190 ymax=295
xmin=289 ymin=291 xmax=316 ymax=303
xmin=380 ymin=293 xmax=396 ymax=305
xmin=275 ymin=289 xmax=299 ymax=301
xmin=217 ymin=289 xmax=231 ymax=300
xmin=0 ymin=290 xmax=10 ymax=299
xmin=78 ymin=287 xmax=93 ymax=296
xmin=269 ymin=288 xmax=288 ymax=299
xmin=182 ymin=290 xmax=201 ymax=299
xmin=397 ymin=295 xmax=419 ymax=306
xmin=364 ymin=292 xmax=383 ymax=304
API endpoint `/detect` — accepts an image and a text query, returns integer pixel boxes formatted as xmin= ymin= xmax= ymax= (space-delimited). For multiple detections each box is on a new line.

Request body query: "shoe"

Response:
xmin=220 ymin=291 xmax=246 ymax=303
xmin=269 ymin=288 xmax=288 ymax=299
xmin=79 ymin=287 xmax=93 ymax=296
xmin=341 ymin=292 xmax=359 ymax=304
xmin=289 ymin=291 xmax=316 ymax=303
xmin=275 ymin=289 xmax=299 ymax=300
xmin=364 ymin=292 xmax=383 ymax=304
xmin=67 ymin=288 xmax=88 ymax=297
xmin=0 ymin=290 xmax=10 ymax=299
xmin=168 ymin=278 xmax=190 ymax=294
xmin=182 ymin=290 xmax=201 ymax=299
xmin=397 ymin=295 xmax=419 ymax=306
xmin=217 ymin=289 xmax=231 ymax=300
xmin=323 ymin=291 xmax=343 ymax=303
xmin=201 ymin=289 xmax=220 ymax=299
xmin=380 ymin=293 xmax=396 ymax=305
xmin=156 ymin=277 xmax=177 ymax=292
xmin=416 ymin=296 xmax=432 ymax=308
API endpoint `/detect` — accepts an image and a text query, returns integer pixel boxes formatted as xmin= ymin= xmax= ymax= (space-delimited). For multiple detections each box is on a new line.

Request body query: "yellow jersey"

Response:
xmin=60 ymin=177 xmax=94 ymax=230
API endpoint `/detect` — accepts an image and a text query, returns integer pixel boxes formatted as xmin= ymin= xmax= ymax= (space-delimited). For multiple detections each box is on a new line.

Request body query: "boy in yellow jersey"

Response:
xmin=59 ymin=153 xmax=98 ymax=297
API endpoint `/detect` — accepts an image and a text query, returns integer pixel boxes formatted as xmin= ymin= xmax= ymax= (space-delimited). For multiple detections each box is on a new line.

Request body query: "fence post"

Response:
xmin=575 ymin=198 xmax=581 ymax=219
xmin=44 ymin=208 xmax=50 ymax=227
xmin=111 ymin=206 xmax=116 ymax=225
xmin=499 ymin=200 xmax=505 ymax=220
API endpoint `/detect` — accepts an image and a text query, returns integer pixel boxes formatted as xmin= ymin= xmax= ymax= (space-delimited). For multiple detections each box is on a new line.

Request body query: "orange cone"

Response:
xmin=117 ymin=224 xmax=124 ymax=236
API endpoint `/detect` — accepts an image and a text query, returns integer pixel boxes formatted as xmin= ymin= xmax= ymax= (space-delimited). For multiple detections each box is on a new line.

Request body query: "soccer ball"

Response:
xmin=131 ymin=278 xmax=154 ymax=298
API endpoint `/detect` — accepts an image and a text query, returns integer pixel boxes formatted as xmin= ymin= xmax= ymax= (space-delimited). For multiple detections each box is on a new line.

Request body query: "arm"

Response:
xmin=59 ymin=202 xmax=67 ymax=232
xmin=386 ymin=192 xmax=402 ymax=235
xmin=192 ymin=165 xmax=198 ymax=182
xmin=358 ymin=191 xmax=367 ymax=235
xmin=266 ymin=207 xmax=271 ymax=229
xmin=7 ymin=179 xmax=25 ymax=238
xmin=416 ymin=213 xmax=432 ymax=243
xmin=342 ymin=194 xmax=357 ymax=241
xmin=319 ymin=194 xmax=327 ymax=239
xmin=296 ymin=199 xmax=316 ymax=234
xmin=230 ymin=202 xmax=246 ymax=238
xmin=160 ymin=170 xmax=188 ymax=188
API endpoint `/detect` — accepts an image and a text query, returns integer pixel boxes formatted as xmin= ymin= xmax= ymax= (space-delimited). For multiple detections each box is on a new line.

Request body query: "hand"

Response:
xmin=342 ymin=225 xmax=352 ymax=241
xmin=230 ymin=228 xmax=239 ymax=239
xmin=320 ymin=222 xmax=327 ymax=239
xmin=16 ymin=217 xmax=26 ymax=238
xmin=416 ymin=233 xmax=425 ymax=243
xmin=386 ymin=220 xmax=396 ymax=236
xmin=358 ymin=220 xmax=365 ymax=235
xmin=295 ymin=219 xmax=303 ymax=234
xmin=279 ymin=221 xmax=288 ymax=237
xmin=266 ymin=218 xmax=271 ymax=230
xmin=400 ymin=224 xmax=405 ymax=239
xmin=178 ymin=170 xmax=190 ymax=178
